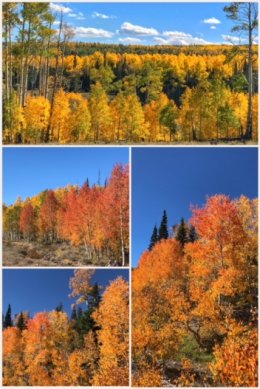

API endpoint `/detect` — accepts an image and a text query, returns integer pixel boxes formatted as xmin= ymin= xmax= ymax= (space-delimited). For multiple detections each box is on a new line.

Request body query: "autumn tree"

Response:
xmin=24 ymin=311 xmax=73 ymax=385
xmin=89 ymin=82 xmax=112 ymax=142
xmin=3 ymin=326 xmax=26 ymax=385
xmin=92 ymin=277 xmax=129 ymax=386
xmin=224 ymin=2 xmax=258 ymax=139
xmin=39 ymin=190 xmax=59 ymax=242
xmin=23 ymin=96 xmax=50 ymax=143
xmin=19 ymin=203 xmax=36 ymax=241
xmin=69 ymin=269 xmax=96 ymax=306
xmin=102 ymin=164 xmax=129 ymax=265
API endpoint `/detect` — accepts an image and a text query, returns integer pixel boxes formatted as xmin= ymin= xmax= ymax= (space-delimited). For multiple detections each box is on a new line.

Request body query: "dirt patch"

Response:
xmin=3 ymin=241 xmax=125 ymax=267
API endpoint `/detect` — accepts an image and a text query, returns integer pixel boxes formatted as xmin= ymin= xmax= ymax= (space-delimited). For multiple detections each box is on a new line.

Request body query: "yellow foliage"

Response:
xmin=24 ymin=96 xmax=50 ymax=143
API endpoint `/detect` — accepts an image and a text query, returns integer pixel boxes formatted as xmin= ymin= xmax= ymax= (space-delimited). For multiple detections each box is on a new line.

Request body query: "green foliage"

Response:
xmin=178 ymin=335 xmax=214 ymax=364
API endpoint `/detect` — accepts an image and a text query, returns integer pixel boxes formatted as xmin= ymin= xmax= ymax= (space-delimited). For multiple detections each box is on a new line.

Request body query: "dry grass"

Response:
xmin=3 ymin=241 xmax=123 ymax=267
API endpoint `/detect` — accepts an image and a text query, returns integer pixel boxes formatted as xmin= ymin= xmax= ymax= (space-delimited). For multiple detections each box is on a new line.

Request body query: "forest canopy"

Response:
xmin=2 ymin=2 xmax=258 ymax=144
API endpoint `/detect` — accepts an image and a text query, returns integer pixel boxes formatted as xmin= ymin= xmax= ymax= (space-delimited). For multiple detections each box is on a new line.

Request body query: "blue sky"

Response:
xmin=3 ymin=147 xmax=129 ymax=205
xmin=132 ymin=147 xmax=258 ymax=267
xmin=3 ymin=269 xmax=129 ymax=318
xmin=39 ymin=2 xmax=258 ymax=45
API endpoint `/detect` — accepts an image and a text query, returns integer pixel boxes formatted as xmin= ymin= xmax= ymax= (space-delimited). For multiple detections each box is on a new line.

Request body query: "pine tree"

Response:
xmin=158 ymin=210 xmax=169 ymax=241
xmin=4 ymin=304 xmax=13 ymax=328
xmin=188 ymin=225 xmax=198 ymax=243
xmin=16 ymin=312 xmax=27 ymax=330
xmin=148 ymin=225 xmax=158 ymax=251
xmin=71 ymin=305 xmax=77 ymax=321
xmin=89 ymin=283 xmax=101 ymax=311
xmin=176 ymin=217 xmax=188 ymax=246
xmin=55 ymin=302 xmax=63 ymax=312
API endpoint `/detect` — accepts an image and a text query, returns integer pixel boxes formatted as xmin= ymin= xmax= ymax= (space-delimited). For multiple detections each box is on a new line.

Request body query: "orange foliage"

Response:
xmin=133 ymin=195 xmax=258 ymax=387
xmin=210 ymin=322 xmax=258 ymax=387
xmin=92 ymin=277 xmax=129 ymax=386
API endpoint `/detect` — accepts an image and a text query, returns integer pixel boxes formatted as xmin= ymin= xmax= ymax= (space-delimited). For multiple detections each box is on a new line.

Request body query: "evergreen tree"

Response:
xmin=158 ymin=210 xmax=169 ymax=241
xmin=77 ymin=306 xmax=83 ymax=320
xmin=148 ymin=225 xmax=158 ymax=251
xmin=88 ymin=283 xmax=101 ymax=311
xmin=188 ymin=225 xmax=198 ymax=243
xmin=3 ymin=304 xmax=13 ymax=328
xmin=176 ymin=217 xmax=188 ymax=246
xmin=55 ymin=302 xmax=63 ymax=312
xmin=16 ymin=312 xmax=27 ymax=330
xmin=71 ymin=305 xmax=77 ymax=321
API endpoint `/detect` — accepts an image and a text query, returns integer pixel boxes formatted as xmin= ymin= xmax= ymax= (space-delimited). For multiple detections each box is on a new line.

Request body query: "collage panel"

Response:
xmin=3 ymin=147 xmax=129 ymax=267
xmin=131 ymin=147 xmax=258 ymax=387
xmin=2 ymin=2 xmax=258 ymax=145
xmin=2 ymin=268 xmax=129 ymax=386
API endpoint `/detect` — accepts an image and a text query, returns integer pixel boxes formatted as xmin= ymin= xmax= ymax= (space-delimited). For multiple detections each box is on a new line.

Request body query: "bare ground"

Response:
xmin=3 ymin=241 xmax=123 ymax=267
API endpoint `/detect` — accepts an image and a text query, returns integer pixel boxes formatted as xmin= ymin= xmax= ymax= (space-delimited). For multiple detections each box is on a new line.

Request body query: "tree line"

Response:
xmin=3 ymin=164 xmax=129 ymax=265
xmin=133 ymin=195 xmax=258 ymax=387
xmin=148 ymin=210 xmax=198 ymax=251
xmin=3 ymin=2 xmax=258 ymax=144
xmin=3 ymin=270 xmax=129 ymax=386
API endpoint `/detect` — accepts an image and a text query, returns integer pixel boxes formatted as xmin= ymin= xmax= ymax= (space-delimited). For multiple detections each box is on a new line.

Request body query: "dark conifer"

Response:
xmin=176 ymin=218 xmax=188 ymax=246
xmin=188 ymin=225 xmax=198 ymax=243
xmin=3 ymin=304 xmax=13 ymax=328
xmin=16 ymin=312 xmax=27 ymax=330
xmin=158 ymin=210 xmax=169 ymax=241
xmin=149 ymin=225 xmax=158 ymax=250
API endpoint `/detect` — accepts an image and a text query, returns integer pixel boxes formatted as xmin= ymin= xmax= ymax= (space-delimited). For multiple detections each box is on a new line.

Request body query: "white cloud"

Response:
xmin=154 ymin=37 xmax=169 ymax=45
xmin=120 ymin=22 xmax=159 ymax=36
xmin=203 ymin=17 xmax=221 ymax=25
xmin=53 ymin=20 xmax=60 ymax=25
xmin=210 ymin=26 xmax=216 ymax=30
xmin=119 ymin=37 xmax=142 ymax=44
xmin=92 ymin=11 xmax=115 ymax=19
xmin=222 ymin=34 xmax=246 ymax=44
xmin=68 ymin=12 xmax=85 ymax=20
xmin=50 ymin=3 xmax=72 ymax=14
xmin=161 ymin=30 xmax=211 ymax=45
xmin=73 ymin=26 xmax=114 ymax=38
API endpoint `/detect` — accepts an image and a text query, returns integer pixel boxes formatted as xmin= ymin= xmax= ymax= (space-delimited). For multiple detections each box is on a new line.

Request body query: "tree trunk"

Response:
xmin=44 ymin=24 xmax=52 ymax=99
xmin=22 ymin=21 xmax=31 ymax=107
xmin=48 ymin=12 xmax=63 ymax=142
xmin=245 ymin=3 xmax=253 ymax=140
xmin=19 ymin=19 xmax=25 ymax=106
xmin=119 ymin=205 xmax=125 ymax=266
xmin=4 ymin=22 xmax=10 ymax=102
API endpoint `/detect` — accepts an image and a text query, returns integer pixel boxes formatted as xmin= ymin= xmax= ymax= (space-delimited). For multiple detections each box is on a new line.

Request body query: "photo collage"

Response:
xmin=1 ymin=1 xmax=258 ymax=388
